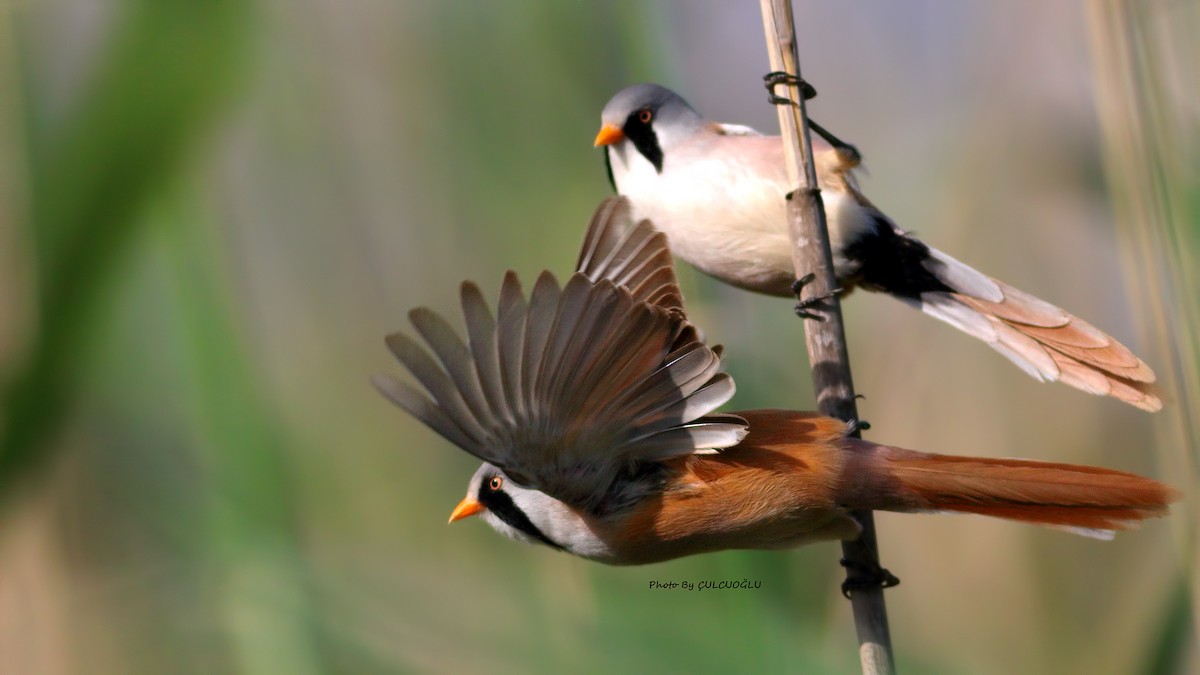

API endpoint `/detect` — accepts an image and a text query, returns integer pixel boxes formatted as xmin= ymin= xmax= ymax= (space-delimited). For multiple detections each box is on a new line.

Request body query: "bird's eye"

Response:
xmin=637 ymin=108 xmax=653 ymax=124
xmin=488 ymin=476 xmax=503 ymax=491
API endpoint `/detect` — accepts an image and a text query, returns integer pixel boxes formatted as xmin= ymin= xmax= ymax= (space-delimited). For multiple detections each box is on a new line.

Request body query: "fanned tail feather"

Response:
xmin=915 ymin=247 xmax=1160 ymax=411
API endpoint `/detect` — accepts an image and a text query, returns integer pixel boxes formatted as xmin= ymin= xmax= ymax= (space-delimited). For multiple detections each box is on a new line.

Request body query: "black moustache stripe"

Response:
xmin=624 ymin=121 xmax=663 ymax=173
xmin=480 ymin=488 xmax=564 ymax=551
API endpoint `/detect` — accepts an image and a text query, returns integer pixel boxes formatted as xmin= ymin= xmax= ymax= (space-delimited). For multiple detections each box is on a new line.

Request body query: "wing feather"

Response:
xmin=605 ymin=343 xmax=721 ymax=422
xmin=383 ymin=332 xmax=489 ymax=444
xmin=378 ymin=273 xmax=744 ymax=511
xmin=522 ymin=271 xmax=562 ymax=422
xmin=408 ymin=307 xmax=493 ymax=434
xmin=496 ymin=272 xmax=528 ymax=422
xmin=376 ymin=200 xmax=750 ymax=511
xmin=575 ymin=196 xmax=684 ymax=312
xmin=572 ymin=304 xmax=678 ymax=422
xmin=371 ymin=374 xmax=478 ymax=452
xmin=575 ymin=197 xmax=628 ymax=274
xmin=617 ymin=416 xmax=750 ymax=460
xmin=461 ymin=281 xmax=513 ymax=426
xmin=625 ymin=374 xmax=739 ymax=441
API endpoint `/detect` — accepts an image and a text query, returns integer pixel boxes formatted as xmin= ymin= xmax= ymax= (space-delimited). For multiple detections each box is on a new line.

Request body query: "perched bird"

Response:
xmin=594 ymin=83 xmax=1161 ymax=411
xmin=373 ymin=198 xmax=1175 ymax=566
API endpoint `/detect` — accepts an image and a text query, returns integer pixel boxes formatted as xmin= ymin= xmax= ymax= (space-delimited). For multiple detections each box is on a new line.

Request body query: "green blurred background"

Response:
xmin=1 ymin=1 xmax=1196 ymax=673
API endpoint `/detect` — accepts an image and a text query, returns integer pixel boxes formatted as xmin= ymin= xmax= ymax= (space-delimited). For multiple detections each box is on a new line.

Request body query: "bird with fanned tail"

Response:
xmin=594 ymin=84 xmax=1161 ymax=411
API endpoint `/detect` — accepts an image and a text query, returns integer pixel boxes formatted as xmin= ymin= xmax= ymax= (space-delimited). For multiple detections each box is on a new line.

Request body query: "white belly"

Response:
xmin=610 ymin=142 xmax=876 ymax=296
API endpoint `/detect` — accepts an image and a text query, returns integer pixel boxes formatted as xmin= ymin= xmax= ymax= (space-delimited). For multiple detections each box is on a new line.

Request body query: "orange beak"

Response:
xmin=593 ymin=123 xmax=625 ymax=147
xmin=448 ymin=497 xmax=484 ymax=523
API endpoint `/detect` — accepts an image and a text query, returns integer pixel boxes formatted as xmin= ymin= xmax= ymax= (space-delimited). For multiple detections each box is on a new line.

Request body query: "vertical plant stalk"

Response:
xmin=1085 ymin=2 xmax=1200 ymax=672
xmin=759 ymin=1 xmax=896 ymax=673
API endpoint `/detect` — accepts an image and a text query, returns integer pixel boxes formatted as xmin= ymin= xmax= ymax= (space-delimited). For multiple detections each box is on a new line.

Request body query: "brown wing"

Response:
xmin=576 ymin=196 xmax=714 ymax=348
xmin=374 ymin=269 xmax=748 ymax=512
xmin=576 ymin=196 xmax=684 ymax=312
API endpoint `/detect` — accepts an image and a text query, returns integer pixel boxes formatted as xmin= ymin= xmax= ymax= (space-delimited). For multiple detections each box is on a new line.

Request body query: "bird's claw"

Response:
xmin=792 ymin=273 xmax=842 ymax=321
xmin=839 ymin=557 xmax=900 ymax=599
xmin=790 ymin=272 xmax=816 ymax=296
xmin=795 ymin=297 xmax=832 ymax=321
xmin=763 ymin=71 xmax=817 ymax=106
xmin=847 ymin=418 xmax=871 ymax=433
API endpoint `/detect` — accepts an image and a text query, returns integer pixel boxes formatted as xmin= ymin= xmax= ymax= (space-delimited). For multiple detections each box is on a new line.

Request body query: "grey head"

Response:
xmin=451 ymin=463 xmax=572 ymax=552
xmin=595 ymin=83 xmax=707 ymax=173
xmin=451 ymin=460 xmax=676 ymax=562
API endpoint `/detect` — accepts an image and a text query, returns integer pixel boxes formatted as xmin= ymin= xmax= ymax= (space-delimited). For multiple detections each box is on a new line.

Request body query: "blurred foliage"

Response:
xmin=0 ymin=1 xmax=1195 ymax=674
xmin=1087 ymin=2 xmax=1200 ymax=673
xmin=2 ymin=0 xmax=253 ymax=492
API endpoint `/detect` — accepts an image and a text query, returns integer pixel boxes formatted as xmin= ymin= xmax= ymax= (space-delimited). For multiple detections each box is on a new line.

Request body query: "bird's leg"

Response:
xmin=839 ymin=557 xmax=900 ymax=599
xmin=762 ymin=73 xmax=862 ymax=167
xmin=850 ymin=396 xmax=871 ymax=433
xmin=791 ymin=273 xmax=843 ymax=321
xmin=808 ymin=119 xmax=862 ymax=167
xmin=763 ymin=71 xmax=817 ymax=106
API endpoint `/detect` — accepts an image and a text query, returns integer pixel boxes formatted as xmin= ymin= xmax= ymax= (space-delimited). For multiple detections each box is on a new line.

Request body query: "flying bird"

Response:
xmin=373 ymin=198 xmax=1175 ymax=569
xmin=594 ymin=84 xmax=1160 ymax=411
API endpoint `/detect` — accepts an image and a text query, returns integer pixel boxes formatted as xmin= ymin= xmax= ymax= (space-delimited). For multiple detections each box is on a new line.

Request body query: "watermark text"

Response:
xmin=648 ymin=579 xmax=761 ymax=591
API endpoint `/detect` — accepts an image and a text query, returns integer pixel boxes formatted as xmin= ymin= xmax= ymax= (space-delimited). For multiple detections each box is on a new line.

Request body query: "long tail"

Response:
xmin=909 ymin=244 xmax=1161 ymax=411
xmin=851 ymin=441 xmax=1178 ymax=538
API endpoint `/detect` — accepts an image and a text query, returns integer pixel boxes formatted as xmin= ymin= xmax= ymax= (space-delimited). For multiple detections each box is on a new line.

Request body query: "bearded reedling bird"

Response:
xmin=593 ymin=84 xmax=1161 ymax=412
xmin=373 ymin=197 xmax=1175 ymax=567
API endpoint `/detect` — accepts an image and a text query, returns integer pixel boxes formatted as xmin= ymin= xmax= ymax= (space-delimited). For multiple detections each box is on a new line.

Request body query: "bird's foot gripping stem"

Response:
xmin=763 ymin=71 xmax=817 ymax=106
xmin=839 ymin=557 xmax=900 ymax=599
xmin=791 ymin=273 xmax=843 ymax=321
xmin=762 ymin=73 xmax=861 ymax=165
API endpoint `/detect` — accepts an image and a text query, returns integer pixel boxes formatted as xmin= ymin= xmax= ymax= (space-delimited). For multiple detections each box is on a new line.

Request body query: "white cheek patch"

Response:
xmin=612 ymin=143 xmax=662 ymax=192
